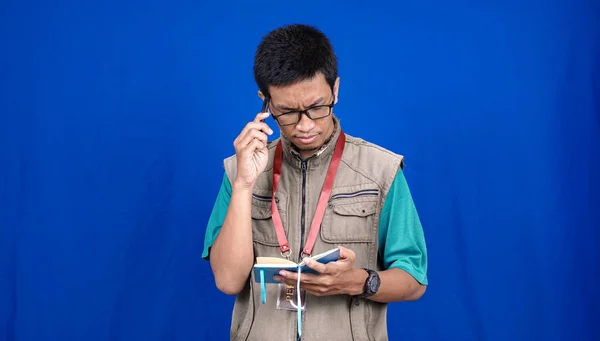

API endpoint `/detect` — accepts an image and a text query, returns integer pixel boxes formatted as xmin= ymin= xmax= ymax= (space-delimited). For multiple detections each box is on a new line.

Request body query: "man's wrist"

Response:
xmin=232 ymin=179 xmax=255 ymax=193
xmin=347 ymin=268 xmax=369 ymax=296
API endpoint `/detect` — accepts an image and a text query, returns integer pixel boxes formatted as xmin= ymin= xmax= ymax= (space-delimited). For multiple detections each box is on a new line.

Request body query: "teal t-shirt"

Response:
xmin=202 ymin=170 xmax=428 ymax=285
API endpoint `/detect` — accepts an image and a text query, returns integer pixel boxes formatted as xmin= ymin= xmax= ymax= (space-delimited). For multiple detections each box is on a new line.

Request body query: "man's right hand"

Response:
xmin=233 ymin=112 xmax=273 ymax=188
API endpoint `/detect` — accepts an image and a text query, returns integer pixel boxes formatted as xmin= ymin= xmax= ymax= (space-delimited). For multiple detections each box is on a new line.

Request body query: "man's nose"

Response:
xmin=295 ymin=112 xmax=315 ymax=131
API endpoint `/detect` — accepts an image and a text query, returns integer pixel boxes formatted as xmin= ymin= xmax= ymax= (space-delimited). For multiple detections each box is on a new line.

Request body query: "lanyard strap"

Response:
xmin=271 ymin=131 xmax=346 ymax=258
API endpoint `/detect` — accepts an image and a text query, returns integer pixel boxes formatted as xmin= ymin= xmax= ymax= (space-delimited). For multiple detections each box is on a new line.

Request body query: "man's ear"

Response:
xmin=333 ymin=77 xmax=340 ymax=104
xmin=258 ymin=90 xmax=265 ymax=101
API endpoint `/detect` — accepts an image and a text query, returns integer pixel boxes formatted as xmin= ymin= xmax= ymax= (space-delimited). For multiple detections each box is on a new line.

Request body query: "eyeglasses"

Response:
xmin=268 ymin=98 xmax=335 ymax=127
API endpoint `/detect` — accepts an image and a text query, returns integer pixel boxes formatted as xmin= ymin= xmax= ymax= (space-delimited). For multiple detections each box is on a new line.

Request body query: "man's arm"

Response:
xmin=361 ymin=167 xmax=428 ymax=302
xmin=204 ymin=112 xmax=272 ymax=295
xmin=208 ymin=178 xmax=255 ymax=295
xmin=276 ymin=248 xmax=426 ymax=302
xmin=343 ymin=267 xmax=426 ymax=302
xmin=373 ymin=167 xmax=428 ymax=301
xmin=276 ymin=168 xmax=428 ymax=302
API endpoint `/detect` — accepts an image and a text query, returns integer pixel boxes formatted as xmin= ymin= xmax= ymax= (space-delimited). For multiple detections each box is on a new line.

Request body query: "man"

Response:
xmin=202 ymin=24 xmax=428 ymax=341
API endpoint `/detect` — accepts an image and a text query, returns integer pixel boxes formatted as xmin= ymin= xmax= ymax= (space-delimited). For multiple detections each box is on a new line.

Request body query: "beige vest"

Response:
xmin=223 ymin=117 xmax=404 ymax=341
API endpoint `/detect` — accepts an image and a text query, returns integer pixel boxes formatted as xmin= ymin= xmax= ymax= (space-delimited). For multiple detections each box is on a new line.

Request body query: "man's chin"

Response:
xmin=291 ymin=141 xmax=321 ymax=155
xmin=297 ymin=146 xmax=320 ymax=152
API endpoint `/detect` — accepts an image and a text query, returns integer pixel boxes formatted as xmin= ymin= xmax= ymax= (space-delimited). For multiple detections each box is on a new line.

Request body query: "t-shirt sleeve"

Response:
xmin=202 ymin=171 xmax=232 ymax=261
xmin=378 ymin=169 xmax=428 ymax=285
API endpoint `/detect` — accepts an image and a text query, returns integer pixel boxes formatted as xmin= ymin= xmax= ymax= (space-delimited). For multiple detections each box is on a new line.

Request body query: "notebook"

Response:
xmin=253 ymin=248 xmax=341 ymax=284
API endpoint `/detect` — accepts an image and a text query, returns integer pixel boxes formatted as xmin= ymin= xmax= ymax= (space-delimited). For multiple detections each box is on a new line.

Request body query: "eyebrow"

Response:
xmin=277 ymin=97 xmax=324 ymax=112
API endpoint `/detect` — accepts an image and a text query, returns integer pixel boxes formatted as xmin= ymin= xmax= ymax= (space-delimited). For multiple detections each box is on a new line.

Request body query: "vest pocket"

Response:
xmin=320 ymin=191 xmax=379 ymax=244
xmin=350 ymin=298 xmax=372 ymax=341
xmin=230 ymin=281 xmax=255 ymax=341
xmin=251 ymin=191 xmax=287 ymax=247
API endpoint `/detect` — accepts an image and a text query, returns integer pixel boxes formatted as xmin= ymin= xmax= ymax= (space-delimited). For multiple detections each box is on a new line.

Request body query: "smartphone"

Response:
xmin=261 ymin=98 xmax=269 ymax=113
xmin=260 ymin=98 xmax=269 ymax=122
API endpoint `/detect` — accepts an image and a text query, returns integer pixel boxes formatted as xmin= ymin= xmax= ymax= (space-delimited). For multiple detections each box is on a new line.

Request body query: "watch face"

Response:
xmin=369 ymin=279 xmax=378 ymax=292
xmin=368 ymin=273 xmax=380 ymax=292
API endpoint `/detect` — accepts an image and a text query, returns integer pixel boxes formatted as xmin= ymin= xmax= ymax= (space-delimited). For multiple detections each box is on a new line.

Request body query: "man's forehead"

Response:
xmin=269 ymin=79 xmax=330 ymax=109
xmin=271 ymin=93 xmax=326 ymax=111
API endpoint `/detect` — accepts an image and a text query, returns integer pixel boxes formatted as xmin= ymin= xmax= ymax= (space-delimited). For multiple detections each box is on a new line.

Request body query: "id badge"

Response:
xmin=276 ymin=283 xmax=306 ymax=311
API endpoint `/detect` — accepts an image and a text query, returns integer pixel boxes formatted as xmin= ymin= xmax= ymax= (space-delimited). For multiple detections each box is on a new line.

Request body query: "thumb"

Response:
xmin=337 ymin=246 xmax=354 ymax=260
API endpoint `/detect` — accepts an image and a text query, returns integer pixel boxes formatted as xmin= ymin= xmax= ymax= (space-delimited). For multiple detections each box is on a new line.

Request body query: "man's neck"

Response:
xmin=299 ymin=149 xmax=317 ymax=160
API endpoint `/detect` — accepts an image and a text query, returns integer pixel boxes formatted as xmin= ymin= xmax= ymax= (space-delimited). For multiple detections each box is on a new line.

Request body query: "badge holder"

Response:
xmin=275 ymin=264 xmax=306 ymax=338
xmin=276 ymin=283 xmax=306 ymax=311
xmin=276 ymin=253 xmax=306 ymax=311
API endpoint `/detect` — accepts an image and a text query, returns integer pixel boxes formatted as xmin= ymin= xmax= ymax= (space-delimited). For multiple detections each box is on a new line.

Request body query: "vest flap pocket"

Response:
xmin=332 ymin=201 xmax=377 ymax=217
xmin=251 ymin=191 xmax=286 ymax=247
xmin=251 ymin=201 xmax=272 ymax=220
xmin=251 ymin=190 xmax=274 ymax=220
xmin=321 ymin=200 xmax=378 ymax=243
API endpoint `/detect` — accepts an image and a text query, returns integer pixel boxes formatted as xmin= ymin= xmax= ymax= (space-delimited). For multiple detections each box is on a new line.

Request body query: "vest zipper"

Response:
xmin=292 ymin=159 xmax=308 ymax=341
xmin=300 ymin=160 xmax=307 ymax=259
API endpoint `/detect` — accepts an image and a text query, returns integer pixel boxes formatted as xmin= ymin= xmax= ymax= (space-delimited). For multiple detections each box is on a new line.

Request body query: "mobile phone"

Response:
xmin=260 ymin=98 xmax=269 ymax=122
xmin=261 ymin=98 xmax=269 ymax=113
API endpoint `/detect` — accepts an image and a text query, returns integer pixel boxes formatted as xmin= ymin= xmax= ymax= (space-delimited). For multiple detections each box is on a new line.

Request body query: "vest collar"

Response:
xmin=280 ymin=115 xmax=342 ymax=169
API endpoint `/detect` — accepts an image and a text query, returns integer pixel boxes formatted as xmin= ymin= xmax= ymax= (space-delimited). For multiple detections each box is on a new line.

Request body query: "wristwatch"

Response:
xmin=357 ymin=268 xmax=380 ymax=298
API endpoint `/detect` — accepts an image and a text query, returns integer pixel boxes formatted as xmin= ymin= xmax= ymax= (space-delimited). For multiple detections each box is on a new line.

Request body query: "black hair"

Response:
xmin=253 ymin=24 xmax=338 ymax=98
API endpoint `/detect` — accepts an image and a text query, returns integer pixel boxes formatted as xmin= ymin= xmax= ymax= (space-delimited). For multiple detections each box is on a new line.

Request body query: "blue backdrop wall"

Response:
xmin=1 ymin=1 xmax=599 ymax=340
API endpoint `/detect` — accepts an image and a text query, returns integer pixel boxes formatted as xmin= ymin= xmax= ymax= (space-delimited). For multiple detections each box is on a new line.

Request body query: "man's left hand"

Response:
xmin=273 ymin=246 xmax=368 ymax=297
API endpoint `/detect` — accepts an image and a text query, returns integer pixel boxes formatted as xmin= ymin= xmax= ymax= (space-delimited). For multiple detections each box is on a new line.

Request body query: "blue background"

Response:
xmin=1 ymin=0 xmax=599 ymax=340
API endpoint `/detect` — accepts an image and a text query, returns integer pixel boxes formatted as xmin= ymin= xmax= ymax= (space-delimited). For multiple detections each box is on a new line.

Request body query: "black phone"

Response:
xmin=260 ymin=98 xmax=269 ymax=122
xmin=261 ymin=98 xmax=269 ymax=112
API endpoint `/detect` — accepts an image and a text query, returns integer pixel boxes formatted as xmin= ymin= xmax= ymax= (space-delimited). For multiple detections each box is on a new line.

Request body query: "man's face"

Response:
xmin=263 ymin=73 xmax=340 ymax=158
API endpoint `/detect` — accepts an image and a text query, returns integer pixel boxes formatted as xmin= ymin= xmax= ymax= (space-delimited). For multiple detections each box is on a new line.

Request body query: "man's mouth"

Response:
xmin=295 ymin=135 xmax=317 ymax=144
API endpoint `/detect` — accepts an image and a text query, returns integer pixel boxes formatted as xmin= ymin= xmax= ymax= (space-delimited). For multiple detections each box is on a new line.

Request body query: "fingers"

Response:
xmin=337 ymin=246 xmax=355 ymax=261
xmin=245 ymin=113 xmax=272 ymax=139
xmin=238 ymin=127 xmax=269 ymax=151
xmin=274 ymin=275 xmax=337 ymax=297
xmin=234 ymin=122 xmax=271 ymax=146
xmin=234 ymin=116 xmax=273 ymax=151
xmin=303 ymin=258 xmax=328 ymax=274
xmin=299 ymin=284 xmax=331 ymax=297
xmin=241 ymin=137 xmax=267 ymax=156
xmin=251 ymin=120 xmax=273 ymax=136
xmin=253 ymin=111 xmax=270 ymax=123
xmin=275 ymin=271 xmax=320 ymax=285
xmin=274 ymin=280 xmax=325 ymax=296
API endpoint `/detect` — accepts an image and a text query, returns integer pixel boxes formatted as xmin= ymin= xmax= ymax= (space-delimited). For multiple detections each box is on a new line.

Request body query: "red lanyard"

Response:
xmin=270 ymin=131 xmax=346 ymax=258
